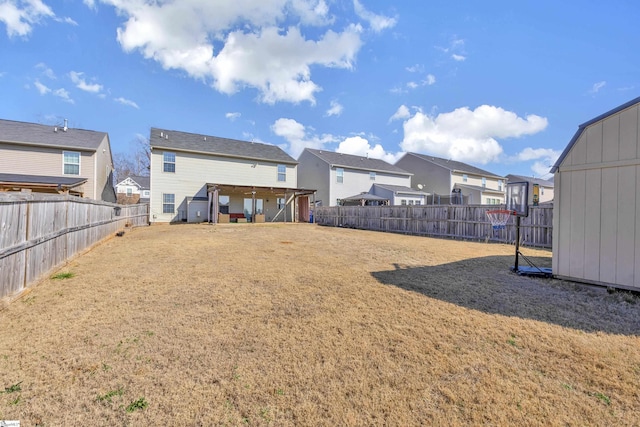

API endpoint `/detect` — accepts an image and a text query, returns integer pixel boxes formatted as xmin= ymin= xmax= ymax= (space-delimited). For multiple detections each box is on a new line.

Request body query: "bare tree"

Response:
xmin=113 ymin=135 xmax=150 ymax=183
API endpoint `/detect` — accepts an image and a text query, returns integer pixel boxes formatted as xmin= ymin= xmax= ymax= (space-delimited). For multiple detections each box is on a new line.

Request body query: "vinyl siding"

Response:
xmin=331 ymin=168 xmax=410 ymax=205
xmin=297 ymin=150 xmax=331 ymax=206
xmin=150 ymin=149 xmax=297 ymax=222
xmin=396 ymin=154 xmax=451 ymax=194
xmin=0 ymin=142 xmax=97 ymax=198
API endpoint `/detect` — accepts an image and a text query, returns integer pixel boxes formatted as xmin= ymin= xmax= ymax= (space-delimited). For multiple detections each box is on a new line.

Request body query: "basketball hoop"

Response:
xmin=486 ymin=209 xmax=513 ymax=230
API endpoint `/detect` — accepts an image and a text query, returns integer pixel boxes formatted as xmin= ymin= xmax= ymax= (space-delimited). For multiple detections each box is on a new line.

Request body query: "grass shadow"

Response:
xmin=371 ymin=255 xmax=640 ymax=336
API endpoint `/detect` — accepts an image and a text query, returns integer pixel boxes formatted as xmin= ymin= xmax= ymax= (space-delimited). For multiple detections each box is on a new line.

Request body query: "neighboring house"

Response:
xmin=0 ymin=118 xmax=116 ymax=202
xmin=116 ymin=175 xmax=150 ymax=204
xmin=149 ymin=127 xmax=314 ymax=223
xmin=370 ymin=183 xmax=427 ymax=206
xmin=552 ymin=96 xmax=640 ymax=291
xmin=395 ymin=152 xmax=505 ymax=205
xmin=505 ymin=174 xmax=554 ymax=204
xmin=297 ymin=148 xmax=413 ymax=207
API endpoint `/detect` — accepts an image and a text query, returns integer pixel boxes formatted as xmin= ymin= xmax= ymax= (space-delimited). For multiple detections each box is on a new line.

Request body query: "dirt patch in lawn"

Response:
xmin=1 ymin=223 xmax=639 ymax=426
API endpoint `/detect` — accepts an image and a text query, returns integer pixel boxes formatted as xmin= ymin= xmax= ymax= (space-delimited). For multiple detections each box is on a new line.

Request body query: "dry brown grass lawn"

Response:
xmin=1 ymin=223 xmax=639 ymax=426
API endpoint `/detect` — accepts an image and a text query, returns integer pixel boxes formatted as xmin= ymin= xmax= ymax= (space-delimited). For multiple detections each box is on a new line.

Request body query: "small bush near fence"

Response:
xmin=0 ymin=193 xmax=148 ymax=300
xmin=314 ymin=204 xmax=552 ymax=248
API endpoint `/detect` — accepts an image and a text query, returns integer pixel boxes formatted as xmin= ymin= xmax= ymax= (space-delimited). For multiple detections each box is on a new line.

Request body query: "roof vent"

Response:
xmin=160 ymin=132 xmax=164 ymax=137
xmin=63 ymin=119 xmax=68 ymax=132
xmin=54 ymin=127 xmax=58 ymax=132
xmin=204 ymin=136 xmax=206 ymax=141
xmin=165 ymin=134 xmax=168 ymax=139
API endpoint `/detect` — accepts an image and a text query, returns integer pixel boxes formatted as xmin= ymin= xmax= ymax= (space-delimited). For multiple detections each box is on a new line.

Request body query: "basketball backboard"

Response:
xmin=505 ymin=181 xmax=529 ymax=217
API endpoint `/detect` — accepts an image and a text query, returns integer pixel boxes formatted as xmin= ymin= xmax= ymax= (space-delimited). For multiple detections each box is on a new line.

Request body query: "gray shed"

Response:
xmin=551 ymin=97 xmax=640 ymax=291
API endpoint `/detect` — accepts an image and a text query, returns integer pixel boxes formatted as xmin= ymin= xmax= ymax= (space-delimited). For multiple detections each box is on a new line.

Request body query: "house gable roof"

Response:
xmin=303 ymin=148 xmax=412 ymax=175
xmin=551 ymin=96 xmax=640 ymax=173
xmin=150 ymin=127 xmax=297 ymax=164
xmin=0 ymin=119 xmax=107 ymax=151
xmin=505 ymin=174 xmax=554 ymax=188
xmin=403 ymin=152 xmax=503 ymax=178
xmin=455 ymin=183 xmax=505 ymax=195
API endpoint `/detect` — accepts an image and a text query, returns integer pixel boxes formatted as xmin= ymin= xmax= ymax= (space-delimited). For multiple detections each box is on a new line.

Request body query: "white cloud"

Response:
xmin=53 ymin=88 xmax=74 ymax=103
xmin=56 ymin=16 xmax=77 ymax=26
xmin=104 ymin=0 xmax=364 ymax=105
xmin=0 ymin=0 xmax=54 ymax=37
xmin=35 ymin=62 xmax=55 ymax=79
xmin=271 ymin=117 xmax=337 ymax=158
xmin=225 ymin=112 xmax=241 ymax=121
xmin=516 ymin=147 xmax=561 ymax=177
xmin=406 ymin=64 xmax=423 ymax=73
xmin=452 ymin=54 xmax=466 ymax=61
xmin=352 ymin=0 xmax=397 ymax=33
xmin=389 ymin=104 xmax=410 ymax=122
xmin=590 ymin=81 xmax=606 ymax=94
xmin=424 ymin=74 xmax=436 ymax=85
xmin=114 ymin=97 xmax=139 ymax=109
xmin=34 ymin=79 xmax=50 ymax=94
xmin=325 ymin=100 xmax=343 ymax=117
xmin=83 ymin=0 xmax=96 ymax=9
xmin=400 ymin=105 xmax=548 ymax=164
xmin=70 ymin=71 xmax=103 ymax=93
xmin=337 ymin=135 xmax=401 ymax=164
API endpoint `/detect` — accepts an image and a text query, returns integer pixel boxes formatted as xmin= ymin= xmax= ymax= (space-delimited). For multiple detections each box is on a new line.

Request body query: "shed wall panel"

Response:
xmin=569 ymin=170 xmax=586 ymax=278
xmin=636 ymin=166 xmax=640 ymax=288
xmin=570 ymin=132 xmax=587 ymax=167
xmin=599 ymin=168 xmax=618 ymax=283
xmin=619 ymin=105 xmax=639 ymax=161
xmin=586 ymin=122 xmax=603 ymax=165
xmin=616 ymin=166 xmax=636 ymax=286
xmin=557 ymin=171 xmax=572 ymax=276
xmin=602 ymin=116 xmax=620 ymax=162
xmin=583 ymin=169 xmax=602 ymax=281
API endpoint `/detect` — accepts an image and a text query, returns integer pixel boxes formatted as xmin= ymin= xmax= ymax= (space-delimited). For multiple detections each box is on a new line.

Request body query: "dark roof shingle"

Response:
xmin=150 ymin=128 xmax=296 ymax=164
xmin=0 ymin=119 xmax=107 ymax=151
xmin=304 ymin=148 xmax=411 ymax=175
xmin=405 ymin=152 xmax=503 ymax=178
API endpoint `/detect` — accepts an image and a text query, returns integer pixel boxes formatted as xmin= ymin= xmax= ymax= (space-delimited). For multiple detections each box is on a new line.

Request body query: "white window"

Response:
xmin=408 ymin=200 xmax=414 ymax=205
xmin=63 ymin=151 xmax=80 ymax=175
xmin=143 ymin=190 xmax=150 ymax=197
xmin=370 ymin=172 xmax=376 ymax=181
xmin=541 ymin=188 xmax=545 ymax=195
xmin=498 ymin=180 xmax=503 ymax=191
xmin=163 ymin=152 xmax=176 ymax=173
xmin=126 ymin=188 xmax=132 ymax=196
xmin=401 ymin=200 xmax=407 ymax=205
xmin=482 ymin=177 xmax=487 ymax=188
xmin=277 ymin=198 xmax=285 ymax=209
xmin=277 ymin=164 xmax=286 ymax=182
xmin=462 ymin=174 xmax=468 ymax=182
xmin=336 ymin=168 xmax=344 ymax=183
xmin=415 ymin=200 xmax=421 ymax=206
xmin=162 ymin=193 xmax=175 ymax=213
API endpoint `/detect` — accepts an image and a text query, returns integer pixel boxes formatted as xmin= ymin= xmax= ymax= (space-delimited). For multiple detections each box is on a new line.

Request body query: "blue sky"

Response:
xmin=1 ymin=0 xmax=639 ymax=179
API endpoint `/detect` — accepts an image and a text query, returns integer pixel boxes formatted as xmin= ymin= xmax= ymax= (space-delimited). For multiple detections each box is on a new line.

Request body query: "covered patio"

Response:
xmin=206 ymin=184 xmax=316 ymax=224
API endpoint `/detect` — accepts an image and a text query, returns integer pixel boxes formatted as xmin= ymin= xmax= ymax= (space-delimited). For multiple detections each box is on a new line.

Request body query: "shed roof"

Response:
xmin=303 ymin=148 xmax=411 ymax=175
xmin=150 ymin=127 xmax=297 ymax=164
xmin=403 ymin=152 xmax=503 ymax=178
xmin=0 ymin=118 xmax=107 ymax=151
xmin=551 ymin=96 xmax=640 ymax=173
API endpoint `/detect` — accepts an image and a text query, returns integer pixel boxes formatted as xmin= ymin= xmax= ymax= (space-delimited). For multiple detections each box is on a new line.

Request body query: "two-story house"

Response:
xmin=115 ymin=175 xmax=150 ymax=204
xmin=149 ymin=128 xmax=315 ymax=223
xmin=395 ymin=152 xmax=505 ymax=205
xmin=0 ymin=118 xmax=116 ymax=201
xmin=297 ymin=148 xmax=416 ymax=206
xmin=505 ymin=174 xmax=554 ymax=205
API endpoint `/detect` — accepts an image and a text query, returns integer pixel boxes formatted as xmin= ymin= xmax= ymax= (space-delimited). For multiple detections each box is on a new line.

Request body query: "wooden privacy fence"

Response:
xmin=0 ymin=193 xmax=149 ymax=300
xmin=314 ymin=204 xmax=553 ymax=248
